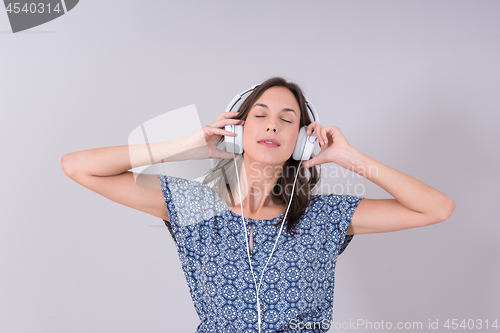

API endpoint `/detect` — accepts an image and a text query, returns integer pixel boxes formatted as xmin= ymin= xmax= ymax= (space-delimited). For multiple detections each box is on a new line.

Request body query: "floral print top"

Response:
xmin=157 ymin=174 xmax=363 ymax=333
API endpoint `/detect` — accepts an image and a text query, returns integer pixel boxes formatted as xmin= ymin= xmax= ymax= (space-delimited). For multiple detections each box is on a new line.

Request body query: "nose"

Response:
xmin=265 ymin=114 xmax=279 ymax=132
xmin=266 ymin=119 xmax=278 ymax=132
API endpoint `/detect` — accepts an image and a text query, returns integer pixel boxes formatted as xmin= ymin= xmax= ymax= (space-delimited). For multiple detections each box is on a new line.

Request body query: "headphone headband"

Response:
xmin=225 ymin=83 xmax=320 ymax=124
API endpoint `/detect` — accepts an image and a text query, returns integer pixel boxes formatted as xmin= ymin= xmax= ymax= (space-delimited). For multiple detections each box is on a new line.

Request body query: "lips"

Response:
xmin=258 ymin=138 xmax=280 ymax=146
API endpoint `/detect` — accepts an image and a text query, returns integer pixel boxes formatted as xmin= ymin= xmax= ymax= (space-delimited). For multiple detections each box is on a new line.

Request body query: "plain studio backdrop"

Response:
xmin=1 ymin=1 xmax=498 ymax=332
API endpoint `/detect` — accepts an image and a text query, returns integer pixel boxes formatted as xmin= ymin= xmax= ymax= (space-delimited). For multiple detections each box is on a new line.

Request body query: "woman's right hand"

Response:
xmin=184 ymin=112 xmax=245 ymax=160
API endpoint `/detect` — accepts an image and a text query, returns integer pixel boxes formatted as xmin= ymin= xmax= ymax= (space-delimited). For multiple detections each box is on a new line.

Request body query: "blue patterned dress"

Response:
xmin=157 ymin=174 xmax=363 ymax=333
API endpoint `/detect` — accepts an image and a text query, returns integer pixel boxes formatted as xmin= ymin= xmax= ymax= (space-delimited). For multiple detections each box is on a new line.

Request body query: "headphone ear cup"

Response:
xmin=292 ymin=126 xmax=308 ymax=160
xmin=293 ymin=126 xmax=316 ymax=161
xmin=224 ymin=124 xmax=244 ymax=154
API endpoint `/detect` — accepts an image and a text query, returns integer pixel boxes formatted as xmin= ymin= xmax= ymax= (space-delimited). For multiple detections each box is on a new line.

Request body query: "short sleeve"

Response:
xmin=156 ymin=174 xmax=227 ymax=244
xmin=327 ymin=194 xmax=364 ymax=255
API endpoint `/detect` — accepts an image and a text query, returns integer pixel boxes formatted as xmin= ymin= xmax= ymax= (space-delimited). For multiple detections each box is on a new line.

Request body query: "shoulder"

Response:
xmin=303 ymin=193 xmax=364 ymax=225
xmin=156 ymin=174 xmax=227 ymax=227
xmin=309 ymin=193 xmax=364 ymax=210
xmin=157 ymin=174 xmax=203 ymax=189
xmin=326 ymin=193 xmax=364 ymax=211
xmin=157 ymin=174 xmax=215 ymax=198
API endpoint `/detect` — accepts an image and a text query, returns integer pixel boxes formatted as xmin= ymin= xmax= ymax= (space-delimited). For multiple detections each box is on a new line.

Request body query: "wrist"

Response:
xmin=336 ymin=145 xmax=366 ymax=172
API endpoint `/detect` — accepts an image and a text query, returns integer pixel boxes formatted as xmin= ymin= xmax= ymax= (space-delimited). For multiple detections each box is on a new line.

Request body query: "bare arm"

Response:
xmin=340 ymin=146 xmax=456 ymax=234
xmin=62 ymin=137 xmax=194 ymax=178
xmin=61 ymin=113 xmax=244 ymax=221
xmin=302 ymin=123 xmax=456 ymax=235
xmin=60 ymin=138 xmax=191 ymax=221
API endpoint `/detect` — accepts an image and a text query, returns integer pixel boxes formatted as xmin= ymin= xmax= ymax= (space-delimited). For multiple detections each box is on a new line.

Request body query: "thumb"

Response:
xmin=302 ymin=153 xmax=327 ymax=168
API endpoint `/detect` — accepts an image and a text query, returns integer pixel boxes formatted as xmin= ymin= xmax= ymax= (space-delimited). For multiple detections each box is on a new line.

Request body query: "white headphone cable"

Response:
xmin=231 ymin=150 xmax=302 ymax=333
xmin=257 ymin=159 xmax=302 ymax=295
xmin=231 ymin=151 xmax=261 ymax=331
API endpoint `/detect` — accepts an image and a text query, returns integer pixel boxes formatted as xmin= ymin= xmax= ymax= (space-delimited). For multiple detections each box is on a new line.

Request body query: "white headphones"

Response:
xmin=223 ymin=83 xmax=320 ymax=160
xmin=223 ymin=82 xmax=320 ymax=333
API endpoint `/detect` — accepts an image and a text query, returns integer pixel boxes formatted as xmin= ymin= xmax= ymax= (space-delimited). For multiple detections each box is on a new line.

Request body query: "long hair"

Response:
xmin=203 ymin=77 xmax=321 ymax=235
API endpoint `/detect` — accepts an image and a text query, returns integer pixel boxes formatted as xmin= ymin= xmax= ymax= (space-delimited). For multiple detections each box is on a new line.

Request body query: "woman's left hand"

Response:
xmin=301 ymin=122 xmax=353 ymax=169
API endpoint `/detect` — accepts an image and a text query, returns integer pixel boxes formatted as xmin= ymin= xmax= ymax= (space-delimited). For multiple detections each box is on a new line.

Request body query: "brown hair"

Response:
xmin=202 ymin=77 xmax=321 ymax=235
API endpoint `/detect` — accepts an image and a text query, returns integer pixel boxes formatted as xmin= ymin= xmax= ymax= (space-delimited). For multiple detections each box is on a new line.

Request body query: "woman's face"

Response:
xmin=242 ymin=86 xmax=301 ymax=167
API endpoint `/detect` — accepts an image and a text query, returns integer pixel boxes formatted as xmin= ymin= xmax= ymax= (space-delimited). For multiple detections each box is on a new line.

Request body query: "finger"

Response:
xmin=303 ymin=152 xmax=328 ymax=168
xmin=219 ymin=112 xmax=238 ymax=118
xmin=324 ymin=128 xmax=331 ymax=144
xmin=307 ymin=122 xmax=318 ymax=136
xmin=213 ymin=118 xmax=245 ymax=128
xmin=216 ymin=112 xmax=239 ymax=121
xmin=303 ymin=157 xmax=317 ymax=169
xmin=210 ymin=127 xmax=237 ymax=136
xmin=302 ymin=158 xmax=312 ymax=168
xmin=314 ymin=126 xmax=322 ymax=146
xmin=320 ymin=128 xmax=327 ymax=146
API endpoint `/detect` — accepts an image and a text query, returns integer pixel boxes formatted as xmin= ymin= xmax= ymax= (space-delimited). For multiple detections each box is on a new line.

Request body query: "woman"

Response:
xmin=61 ymin=77 xmax=455 ymax=333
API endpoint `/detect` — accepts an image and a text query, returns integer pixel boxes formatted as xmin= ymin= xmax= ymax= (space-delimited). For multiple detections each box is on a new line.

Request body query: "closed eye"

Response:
xmin=255 ymin=115 xmax=292 ymax=123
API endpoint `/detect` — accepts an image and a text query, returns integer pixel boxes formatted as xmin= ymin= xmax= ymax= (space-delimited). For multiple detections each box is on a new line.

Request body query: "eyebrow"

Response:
xmin=254 ymin=103 xmax=296 ymax=114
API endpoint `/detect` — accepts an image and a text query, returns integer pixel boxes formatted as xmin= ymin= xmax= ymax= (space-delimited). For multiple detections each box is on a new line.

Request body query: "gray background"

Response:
xmin=1 ymin=1 xmax=499 ymax=332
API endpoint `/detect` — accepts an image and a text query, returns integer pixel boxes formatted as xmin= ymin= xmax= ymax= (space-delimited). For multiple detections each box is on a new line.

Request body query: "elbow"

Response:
xmin=435 ymin=197 xmax=456 ymax=223
xmin=61 ymin=153 xmax=76 ymax=178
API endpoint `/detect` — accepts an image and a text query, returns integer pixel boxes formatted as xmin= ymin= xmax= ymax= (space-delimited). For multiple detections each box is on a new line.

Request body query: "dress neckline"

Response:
xmin=227 ymin=208 xmax=285 ymax=223
xmin=211 ymin=184 xmax=287 ymax=223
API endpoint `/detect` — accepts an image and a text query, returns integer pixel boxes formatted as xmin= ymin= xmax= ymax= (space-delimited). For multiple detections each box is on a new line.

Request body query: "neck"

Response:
xmin=230 ymin=154 xmax=284 ymax=213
